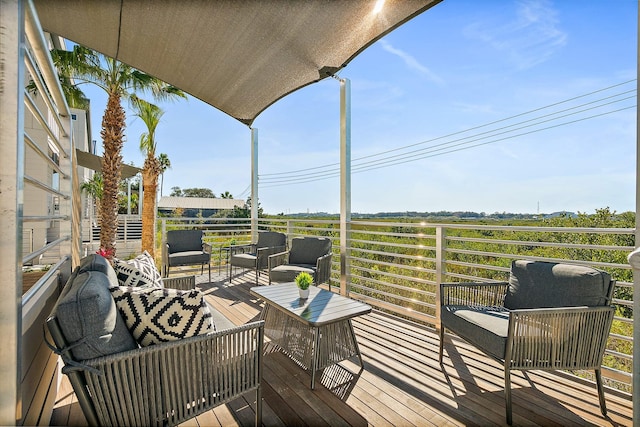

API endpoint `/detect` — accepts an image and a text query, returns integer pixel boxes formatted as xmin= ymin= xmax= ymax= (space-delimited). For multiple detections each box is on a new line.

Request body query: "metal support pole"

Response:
xmin=251 ymin=128 xmax=258 ymax=242
xmin=339 ymin=78 xmax=351 ymax=296
xmin=0 ymin=0 xmax=24 ymax=423
xmin=632 ymin=17 xmax=640 ymax=425
xmin=435 ymin=225 xmax=446 ymax=330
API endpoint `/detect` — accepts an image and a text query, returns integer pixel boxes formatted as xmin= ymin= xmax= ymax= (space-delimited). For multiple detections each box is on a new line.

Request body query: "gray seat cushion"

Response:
xmin=230 ymin=252 xmax=259 ymax=269
xmin=441 ymin=305 xmax=510 ymax=360
xmin=54 ymin=270 xmax=138 ymax=360
xmin=269 ymin=263 xmax=315 ymax=283
xmin=504 ymin=260 xmax=612 ymax=309
xmin=168 ymin=250 xmax=210 ymax=267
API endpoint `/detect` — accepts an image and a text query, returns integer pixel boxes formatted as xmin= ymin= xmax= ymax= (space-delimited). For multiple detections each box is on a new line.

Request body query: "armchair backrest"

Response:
xmin=256 ymin=231 xmax=286 ymax=249
xmin=167 ymin=230 xmax=204 ymax=253
xmin=289 ymin=237 xmax=332 ymax=265
xmin=504 ymin=260 xmax=614 ymax=310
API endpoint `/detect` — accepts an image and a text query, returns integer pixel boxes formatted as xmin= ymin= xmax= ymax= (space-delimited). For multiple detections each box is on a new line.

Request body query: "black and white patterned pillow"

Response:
xmin=112 ymin=251 xmax=162 ymax=288
xmin=110 ymin=286 xmax=214 ymax=347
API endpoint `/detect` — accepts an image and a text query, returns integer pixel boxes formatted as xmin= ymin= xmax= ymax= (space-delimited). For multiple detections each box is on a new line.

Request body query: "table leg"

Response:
xmin=310 ymin=327 xmax=321 ymax=389
xmin=347 ymin=319 xmax=365 ymax=368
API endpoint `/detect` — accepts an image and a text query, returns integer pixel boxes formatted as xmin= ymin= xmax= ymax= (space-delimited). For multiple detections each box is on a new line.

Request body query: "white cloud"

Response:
xmin=464 ymin=0 xmax=567 ymax=70
xmin=379 ymin=39 xmax=444 ymax=85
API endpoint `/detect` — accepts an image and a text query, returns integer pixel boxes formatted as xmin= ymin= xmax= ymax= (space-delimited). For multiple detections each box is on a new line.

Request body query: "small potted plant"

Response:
xmin=295 ymin=272 xmax=313 ymax=299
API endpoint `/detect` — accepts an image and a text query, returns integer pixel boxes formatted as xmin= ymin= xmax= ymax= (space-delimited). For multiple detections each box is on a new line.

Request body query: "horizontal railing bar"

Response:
xmin=23 ymin=215 xmax=70 ymax=222
xmin=444 ymin=260 xmax=511 ymax=274
xmin=25 ymin=1 xmax=70 ymax=118
xmin=613 ymin=298 xmax=633 ymax=308
xmin=352 ymin=220 xmax=635 ymax=234
xmin=447 ymin=235 xmax=634 ymax=252
xmin=24 ymin=175 xmax=69 ymax=199
xmin=349 ymin=255 xmax=436 ymax=275
xmin=23 ymin=235 xmax=70 ymax=264
xmin=350 ymin=265 xmax=435 ymax=289
xmin=445 ymin=248 xmax=631 ymax=269
xmin=24 ymin=132 xmax=68 ymax=178
xmin=23 ymin=91 xmax=67 ymax=156
xmin=605 ymin=348 xmax=633 ymax=361
xmin=351 ymin=228 xmax=437 ymax=240
xmin=22 ymin=256 xmax=68 ymax=307
xmin=350 ymin=247 xmax=436 ymax=264
xmin=350 ymin=281 xmax=436 ymax=311
xmin=601 ymin=366 xmax=632 ymax=383
xmin=350 ymin=237 xmax=437 ymax=252
xmin=608 ymin=332 xmax=633 ymax=343
xmin=24 ymin=48 xmax=68 ymax=141
xmin=349 ymin=292 xmax=435 ymax=325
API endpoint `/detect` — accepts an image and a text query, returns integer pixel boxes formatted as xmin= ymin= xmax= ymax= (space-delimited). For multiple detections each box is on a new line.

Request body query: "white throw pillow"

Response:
xmin=110 ymin=286 xmax=214 ymax=347
xmin=112 ymin=251 xmax=162 ymax=288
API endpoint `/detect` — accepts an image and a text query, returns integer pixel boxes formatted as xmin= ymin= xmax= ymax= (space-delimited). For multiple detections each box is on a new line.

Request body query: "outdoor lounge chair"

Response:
xmin=229 ymin=231 xmax=287 ymax=284
xmin=438 ymin=260 xmax=615 ymax=425
xmin=163 ymin=229 xmax=212 ymax=281
xmin=45 ymin=254 xmax=264 ymax=427
xmin=268 ymin=236 xmax=332 ymax=287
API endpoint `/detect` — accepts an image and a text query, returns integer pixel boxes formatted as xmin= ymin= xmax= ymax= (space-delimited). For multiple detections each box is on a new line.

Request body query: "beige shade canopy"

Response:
xmin=34 ymin=0 xmax=441 ymax=126
xmin=75 ymin=149 xmax=141 ymax=179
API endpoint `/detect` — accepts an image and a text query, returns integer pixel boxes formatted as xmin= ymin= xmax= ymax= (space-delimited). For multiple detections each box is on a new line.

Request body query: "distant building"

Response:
xmin=157 ymin=196 xmax=245 ymax=217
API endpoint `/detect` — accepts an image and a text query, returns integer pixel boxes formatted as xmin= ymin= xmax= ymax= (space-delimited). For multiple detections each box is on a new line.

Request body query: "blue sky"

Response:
xmin=79 ymin=0 xmax=637 ymax=215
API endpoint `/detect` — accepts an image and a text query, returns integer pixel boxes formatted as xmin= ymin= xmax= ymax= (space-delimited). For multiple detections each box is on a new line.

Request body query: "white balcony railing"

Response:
xmin=159 ymin=216 xmax=634 ymax=393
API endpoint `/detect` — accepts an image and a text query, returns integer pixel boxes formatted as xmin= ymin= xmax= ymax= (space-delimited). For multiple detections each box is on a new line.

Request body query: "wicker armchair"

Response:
xmin=47 ymin=316 xmax=264 ymax=427
xmin=229 ymin=231 xmax=287 ymax=284
xmin=46 ymin=255 xmax=264 ymax=427
xmin=439 ymin=260 xmax=615 ymax=425
xmin=268 ymin=236 xmax=332 ymax=288
xmin=163 ymin=229 xmax=212 ymax=281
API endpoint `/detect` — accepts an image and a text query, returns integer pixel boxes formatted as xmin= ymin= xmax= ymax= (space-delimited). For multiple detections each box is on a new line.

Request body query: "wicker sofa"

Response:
xmin=46 ymin=254 xmax=263 ymax=427
xmin=439 ymin=260 xmax=615 ymax=425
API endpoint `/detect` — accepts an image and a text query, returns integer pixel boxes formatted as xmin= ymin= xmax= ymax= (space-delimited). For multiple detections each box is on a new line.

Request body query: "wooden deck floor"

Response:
xmin=50 ymin=270 xmax=633 ymax=427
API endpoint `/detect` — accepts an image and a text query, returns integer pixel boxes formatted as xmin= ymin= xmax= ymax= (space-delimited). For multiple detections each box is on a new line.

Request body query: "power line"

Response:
xmin=260 ymin=79 xmax=637 ymax=179
xmin=259 ymin=80 xmax=637 ymax=188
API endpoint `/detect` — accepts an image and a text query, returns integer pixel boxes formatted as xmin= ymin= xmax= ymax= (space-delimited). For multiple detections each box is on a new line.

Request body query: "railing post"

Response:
xmin=339 ymin=78 xmax=351 ymax=296
xmin=435 ymin=225 xmax=446 ymax=330
xmin=286 ymin=219 xmax=293 ymax=247
xmin=250 ymin=128 xmax=258 ymax=243
xmin=0 ymin=0 xmax=24 ymax=423
xmin=630 ymin=249 xmax=640 ymax=423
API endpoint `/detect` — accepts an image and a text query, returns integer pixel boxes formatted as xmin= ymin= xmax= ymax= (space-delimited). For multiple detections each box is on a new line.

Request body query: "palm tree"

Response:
xmin=80 ymin=172 xmax=103 ymax=218
xmin=52 ymin=45 xmax=185 ymax=258
xmin=158 ymin=153 xmax=171 ymax=197
xmin=220 ymin=191 xmax=233 ymax=199
xmin=132 ymin=98 xmax=164 ymax=257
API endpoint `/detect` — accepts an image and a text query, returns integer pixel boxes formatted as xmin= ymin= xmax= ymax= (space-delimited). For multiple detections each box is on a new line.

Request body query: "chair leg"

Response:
xmin=208 ymin=261 xmax=211 ymax=283
xmin=255 ymin=385 xmax=262 ymax=427
xmin=504 ymin=366 xmax=513 ymax=425
xmin=595 ymin=368 xmax=607 ymax=416
xmin=438 ymin=326 xmax=445 ymax=364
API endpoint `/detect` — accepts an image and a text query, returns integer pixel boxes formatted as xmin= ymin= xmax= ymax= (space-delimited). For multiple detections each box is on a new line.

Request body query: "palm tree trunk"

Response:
xmin=141 ymin=168 xmax=158 ymax=257
xmin=141 ymin=155 xmax=161 ymax=258
xmin=99 ymin=91 xmax=125 ymax=258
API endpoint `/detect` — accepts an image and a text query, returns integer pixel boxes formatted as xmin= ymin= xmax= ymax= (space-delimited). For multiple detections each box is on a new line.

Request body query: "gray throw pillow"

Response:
xmin=55 ymin=271 xmax=138 ymax=360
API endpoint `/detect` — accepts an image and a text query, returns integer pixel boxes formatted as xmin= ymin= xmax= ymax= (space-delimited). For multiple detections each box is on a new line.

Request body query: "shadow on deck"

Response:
xmin=50 ymin=270 xmax=633 ymax=426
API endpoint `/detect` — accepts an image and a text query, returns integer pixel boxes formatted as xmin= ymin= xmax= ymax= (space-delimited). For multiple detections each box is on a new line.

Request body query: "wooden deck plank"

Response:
xmin=49 ymin=273 xmax=633 ymax=427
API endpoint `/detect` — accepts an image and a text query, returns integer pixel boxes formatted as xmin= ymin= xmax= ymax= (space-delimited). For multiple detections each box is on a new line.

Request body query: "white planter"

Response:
xmin=298 ymin=288 xmax=310 ymax=299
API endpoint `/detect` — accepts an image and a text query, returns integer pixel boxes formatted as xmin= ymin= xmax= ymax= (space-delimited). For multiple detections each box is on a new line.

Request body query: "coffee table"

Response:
xmin=250 ymin=283 xmax=372 ymax=389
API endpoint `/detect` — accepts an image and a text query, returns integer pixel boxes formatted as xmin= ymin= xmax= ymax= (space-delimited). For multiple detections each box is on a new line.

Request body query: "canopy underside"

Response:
xmin=34 ymin=0 xmax=441 ymax=126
